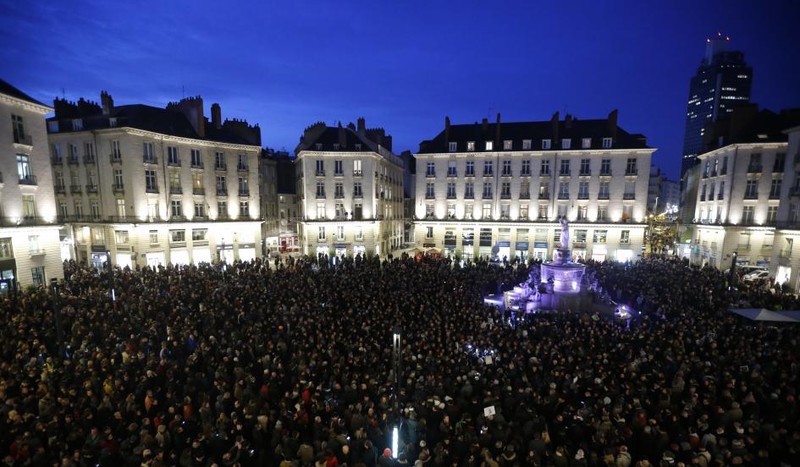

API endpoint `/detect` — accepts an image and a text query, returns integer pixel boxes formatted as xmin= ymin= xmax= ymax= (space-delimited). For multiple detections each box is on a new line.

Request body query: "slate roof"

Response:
xmin=296 ymin=126 xmax=379 ymax=153
xmin=0 ymin=79 xmax=49 ymax=107
xmin=419 ymin=118 xmax=649 ymax=154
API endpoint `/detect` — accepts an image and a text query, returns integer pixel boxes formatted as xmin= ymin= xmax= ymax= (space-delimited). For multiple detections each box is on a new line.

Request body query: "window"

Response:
xmin=28 ymin=235 xmax=40 ymax=254
xmin=744 ymin=180 xmax=758 ymax=199
xmin=577 ymin=205 xmax=588 ymax=220
xmin=520 ymin=180 xmax=530 ymax=198
xmin=600 ymin=159 xmax=611 ymax=175
xmin=236 ymin=177 xmax=249 ymax=196
xmin=425 ymin=182 xmax=435 ymax=199
xmin=502 ymin=160 xmax=512 ymax=176
xmin=0 ymin=238 xmax=12 ymax=259
xmin=355 ymin=228 xmax=364 ymax=241
xmin=115 ymin=230 xmax=130 ymax=245
xmin=597 ymin=206 xmax=608 ymax=221
xmin=353 ymin=159 xmax=362 ymax=176
xmin=170 ymin=230 xmax=186 ymax=243
xmin=721 ymin=156 xmax=728 ymax=175
xmin=192 ymin=229 xmax=207 ymax=241
xmin=558 ymin=182 xmax=569 ymax=199
xmin=521 ymin=160 xmax=531 ymax=176
xmin=237 ymin=154 xmax=248 ymax=171
xmin=465 ymin=161 xmax=475 ymax=176
xmin=88 ymin=201 xmax=100 ymax=220
xmin=598 ymin=180 xmax=610 ymax=199
xmin=191 ymin=149 xmax=202 ymax=168
xmin=145 ymin=170 xmax=158 ymax=192
xmin=582 ymin=138 xmax=591 ymax=149
xmin=334 ymin=160 xmax=343 ymax=175
xmin=11 ymin=114 xmax=25 ymax=143
xmin=58 ymin=202 xmax=67 ymax=218
xmin=426 ymin=227 xmax=434 ymax=238
xmin=194 ymin=202 xmax=205 ymax=218
xmin=767 ymin=206 xmax=778 ymax=224
xmin=16 ymin=154 xmax=32 ymax=183
xmin=541 ymin=160 xmax=550 ymax=176
xmin=425 ymin=203 xmax=434 ymax=218
xmin=500 ymin=204 xmax=510 ymax=219
xmin=239 ymin=201 xmax=249 ymax=217
xmin=770 ymin=179 xmax=782 ymax=198
xmin=334 ymin=182 xmax=344 ymax=198
xmin=580 ymin=159 xmax=590 ymax=176
xmin=150 ymin=231 xmax=159 ymax=245
xmin=169 ymin=171 xmax=181 ymax=193
xmin=542 ymin=139 xmax=551 ymax=150
xmin=447 ymin=203 xmax=456 ymax=218
xmin=113 ymin=169 xmax=123 ymax=190
xmin=147 ymin=201 xmax=157 ymax=219
xmin=620 ymin=230 xmax=630 ymax=244
xmin=748 ymin=153 xmax=762 ymax=172
xmin=718 ymin=181 xmax=725 ymax=200
xmin=624 ymin=181 xmax=636 ymax=199
xmin=561 ymin=139 xmax=571 ymax=149
xmin=742 ymin=206 xmax=754 ymax=224
xmin=141 ymin=142 xmax=152 ymax=162
xmin=539 ymin=182 xmax=549 ymax=199
xmin=465 ymin=182 xmax=474 ymax=199
xmin=774 ymin=153 xmax=786 ymax=173
xmin=602 ymin=137 xmax=612 ymax=148
xmin=522 ymin=139 xmax=532 ymax=150
xmin=316 ymin=202 xmax=326 ymax=219
xmin=700 ymin=184 xmax=707 ymax=201
xmin=485 ymin=141 xmax=493 ymax=151
xmin=84 ymin=142 xmax=95 ymax=161
xmin=214 ymin=152 xmax=226 ymax=170
xmin=116 ymin=198 xmax=126 ymax=218
xmin=426 ymin=162 xmax=436 ymax=177
xmin=447 ymin=160 xmax=457 ymax=177
xmin=448 ymin=142 xmax=457 ymax=152
xmin=337 ymin=226 xmax=345 ymax=241
xmin=578 ymin=181 xmax=589 ymax=199
xmin=503 ymin=140 xmax=512 ymax=150
xmin=447 ymin=182 xmax=456 ymax=198
xmin=559 ymin=160 xmax=570 ymax=176
xmin=483 ymin=161 xmax=493 ymax=176
xmin=501 ymin=181 xmax=511 ymax=198
xmin=316 ymin=181 xmax=325 ymax=198
xmin=482 ymin=204 xmax=492 ymax=220
xmin=335 ymin=202 xmax=345 ymax=219
xmin=519 ymin=204 xmax=529 ymax=219
xmin=192 ymin=173 xmax=204 ymax=194
xmin=167 ymin=146 xmax=180 ymax=165
xmin=31 ymin=267 xmax=45 ymax=287
xmin=353 ymin=182 xmax=363 ymax=197
xmin=217 ymin=201 xmax=228 ymax=219
xmin=316 ymin=160 xmax=325 ymax=175
xmin=467 ymin=141 xmax=475 ymax=151
xmin=170 ymin=200 xmax=183 ymax=218
xmin=22 ymin=195 xmax=35 ymax=219
xmin=482 ymin=182 xmax=493 ymax=199
xmin=625 ymin=158 xmax=637 ymax=175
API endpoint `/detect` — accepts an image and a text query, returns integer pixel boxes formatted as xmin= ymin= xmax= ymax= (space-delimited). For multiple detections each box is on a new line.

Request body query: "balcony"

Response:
xmin=501 ymin=171 xmax=512 ymax=177
xmin=598 ymin=193 xmax=610 ymax=200
xmin=145 ymin=186 xmax=159 ymax=194
xmin=333 ymin=170 xmax=344 ymax=177
xmin=13 ymin=133 xmax=33 ymax=146
xmin=85 ymin=184 xmax=98 ymax=193
xmin=623 ymin=193 xmax=636 ymax=200
xmin=483 ymin=172 xmax=493 ymax=177
xmin=599 ymin=170 xmax=612 ymax=176
xmin=447 ymin=170 xmax=457 ymax=178
xmin=425 ymin=193 xmax=435 ymax=200
xmin=143 ymin=155 xmax=158 ymax=164
xmin=557 ymin=193 xmax=570 ymax=200
xmin=334 ymin=191 xmax=344 ymax=199
xmin=215 ymin=163 xmax=227 ymax=171
xmin=769 ymin=192 xmax=781 ymax=200
xmin=743 ymin=192 xmax=758 ymax=200
xmin=579 ymin=170 xmax=591 ymax=177
xmin=447 ymin=193 xmax=457 ymax=199
xmin=465 ymin=171 xmax=475 ymax=177
xmin=67 ymin=157 xmax=79 ymax=165
xmin=112 ymin=184 xmax=124 ymax=193
xmin=239 ymin=189 xmax=250 ymax=197
xmin=170 ymin=186 xmax=182 ymax=194
xmin=83 ymin=155 xmax=96 ymax=164
xmin=55 ymin=185 xmax=66 ymax=194
xmin=353 ymin=170 xmax=362 ymax=177
xmin=539 ymin=193 xmax=550 ymax=200
xmin=500 ymin=193 xmax=511 ymax=199
xmin=70 ymin=184 xmax=82 ymax=194
xmin=353 ymin=191 xmax=363 ymax=198
xmin=191 ymin=162 xmax=204 ymax=169
xmin=520 ymin=170 xmax=531 ymax=177
xmin=482 ymin=192 xmax=493 ymax=199
xmin=426 ymin=172 xmax=436 ymax=178
xmin=747 ymin=164 xmax=762 ymax=173
xmin=193 ymin=187 xmax=206 ymax=196
xmin=520 ymin=192 xmax=530 ymax=199
xmin=737 ymin=244 xmax=751 ymax=251
xmin=464 ymin=193 xmax=474 ymax=199
xmin=559 ymin=170 xmax=571 ymax=177
xmin=316 ymin=192 xmax=326 ymax=199
xmin=625 ymin=170 xmax=638 ymax=176
xmin=51 ymin=156 xmax=63 ymax=166
xmin=540 ymin=171 xmax=551 ymax=177
xmin=577 ymin=193 xmax=589 ymax=200
xmin=110 ymin=154 xmax=122 ymax=164
xmin=19 ymin=174 xmax=37 ymax=185
xmin=167 ymin=159 xmax=181 ymax=167
xmin=237 ymin=164 xmax=249 ymax=172
xmin=216 ymin=187 xmax=228 ymax=196
xmin=315 ymin=171 xmax=325 ymax=176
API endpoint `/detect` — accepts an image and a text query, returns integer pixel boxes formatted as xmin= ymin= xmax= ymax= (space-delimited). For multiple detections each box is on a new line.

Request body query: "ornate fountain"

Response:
xmin=540 ymin=217 xmax=587 ymax=294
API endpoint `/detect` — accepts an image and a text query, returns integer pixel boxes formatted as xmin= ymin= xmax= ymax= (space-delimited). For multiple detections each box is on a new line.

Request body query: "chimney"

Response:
xmin=211 ymin=103 xmax=221 ymax=129
xmin=565 ymin=113 xmax=573 ymax=129
xmin=495 ymin=113 xmax=501 ymax=143
xmin=482 ymin=117 xmax=488 ymax=133
xmin=357 ymin=117 xmax=366 ymax=134
xmin=338 ymin=121 xmax=346 ymax=148
xmin=551 ymin=111 xmax=560 ymax=142
xmin=100 ymin=91 xmax=114 ymax=115
xmin=167 ymin=96 xmax=205 ymax=138
xmin=607 ymin=109 xmax=618 ymax=139
xmin=444 ymin=116 xmax=451 ymax=143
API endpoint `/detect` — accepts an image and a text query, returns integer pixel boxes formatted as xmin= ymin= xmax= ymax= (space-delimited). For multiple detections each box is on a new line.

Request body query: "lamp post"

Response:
xmin=50 ymin=278 xmax=65 ymax=360
xmin=391 ymin=325 xmax=401 ymax=458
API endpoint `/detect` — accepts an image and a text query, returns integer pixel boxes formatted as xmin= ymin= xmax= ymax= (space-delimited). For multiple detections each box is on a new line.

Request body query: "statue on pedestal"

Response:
xmin=559 ymin=216 xmax=570 ymax=250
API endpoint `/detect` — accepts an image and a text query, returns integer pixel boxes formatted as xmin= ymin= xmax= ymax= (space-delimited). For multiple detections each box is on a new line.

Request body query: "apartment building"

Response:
xmin=0 ymin=79 xmax=62 ymax=288
xmin=414 ymin=111 xmax=654 ymax=262
xmin=295 ymin=119 xmax=404 ymax=257
xmin=47 ymin=93 xmax=263 ymax=268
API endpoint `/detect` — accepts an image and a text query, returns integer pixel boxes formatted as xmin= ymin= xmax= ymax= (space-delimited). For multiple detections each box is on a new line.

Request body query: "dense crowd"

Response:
xmin=0 ymin=255 xmax=798 ymax=467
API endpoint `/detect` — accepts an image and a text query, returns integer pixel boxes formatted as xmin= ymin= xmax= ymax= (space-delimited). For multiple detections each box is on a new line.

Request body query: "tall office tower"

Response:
xmin=681 ymin=34 xmax=752 ymax=178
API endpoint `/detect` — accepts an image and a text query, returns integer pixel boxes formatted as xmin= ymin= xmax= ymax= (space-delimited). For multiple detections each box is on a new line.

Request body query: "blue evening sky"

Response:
xmin=2 ymin=0 xmax=799 ymax=179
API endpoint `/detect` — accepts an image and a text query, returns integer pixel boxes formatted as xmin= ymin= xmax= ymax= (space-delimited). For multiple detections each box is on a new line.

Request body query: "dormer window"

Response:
xmin=467 ymin=141 xmax=475 ymax=151
xmin=582 ymin=138 xmax=591 ymax=148
xmin=72 ymin=119 xmax=83 ymax=131
xmin=561 ymin=139 xmax=571 ymax=149
xmin=522 ymin=139 xmax=532 ymax=150
xmin=355 ymin=143 xmax=362 ymax=151
xmin=485 ymin=141 xmax=493 ymax=151
xmin=503 ymin=140 xmax=512 ymax=150
xmin=602 ymin=137 xmax=612 ymax=148
xmin=448 ymin=142 xmax=457 ymax=152
xmin=542 ymin=139 xmax=551 ymax=150
xmin=315 ymin=143 xmax=322 ymax=150
xmin=333 ymin=143 xmax=340 ymax=150
xmin=109 ymin=118 xmax=117 ymax=128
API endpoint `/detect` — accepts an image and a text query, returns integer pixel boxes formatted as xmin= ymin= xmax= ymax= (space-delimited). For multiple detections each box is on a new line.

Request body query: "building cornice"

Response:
xmin=50 ymin=126 xmax=261 ymax=152
xmin=697 ymin=142 xmax=787 ymax=160
xmin=415 ymin=148 xmax=656 ymax=159
xmin=0 ymin=93 xmax=52 ymax=114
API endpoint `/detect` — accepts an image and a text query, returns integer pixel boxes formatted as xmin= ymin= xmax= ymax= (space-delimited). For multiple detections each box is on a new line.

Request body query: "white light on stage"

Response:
xmin=392 ymin=427 xmax=398 ymax=458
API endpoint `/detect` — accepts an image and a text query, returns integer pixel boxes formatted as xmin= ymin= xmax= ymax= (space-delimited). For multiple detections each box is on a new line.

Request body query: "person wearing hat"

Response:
xmin=378 ymin=448 xmax=396 ymax=467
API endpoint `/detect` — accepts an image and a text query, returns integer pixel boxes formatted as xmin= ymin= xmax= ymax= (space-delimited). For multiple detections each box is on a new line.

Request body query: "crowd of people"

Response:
xmin=0 ymin=254 xmax=798 ymax=467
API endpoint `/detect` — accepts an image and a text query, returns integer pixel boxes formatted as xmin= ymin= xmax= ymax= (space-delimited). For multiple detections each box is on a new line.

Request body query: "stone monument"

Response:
xmin=541 ymin=216 xmax=586 ymax=294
